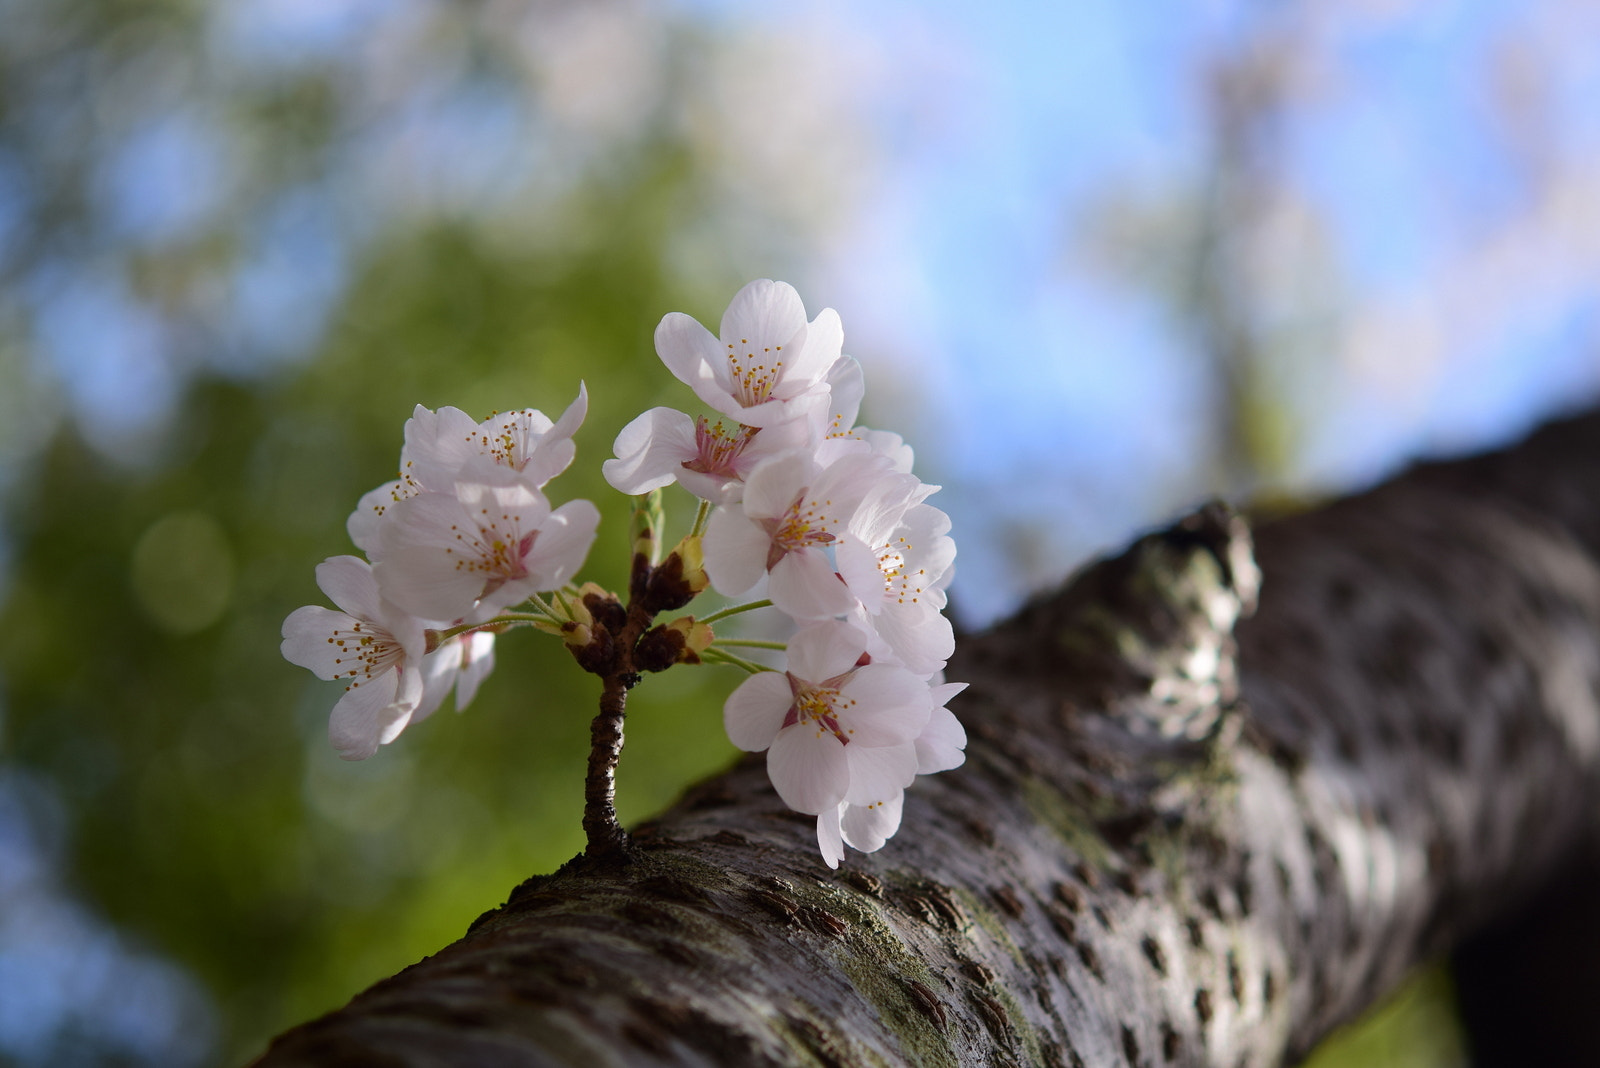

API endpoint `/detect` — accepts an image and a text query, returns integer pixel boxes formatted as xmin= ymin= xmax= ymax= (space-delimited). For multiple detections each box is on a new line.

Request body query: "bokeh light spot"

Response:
xmin=129 ymin=511 xmax=235 ymax=634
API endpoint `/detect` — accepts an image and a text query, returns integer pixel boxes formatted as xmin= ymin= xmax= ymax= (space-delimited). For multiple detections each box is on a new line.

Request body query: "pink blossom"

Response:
xmin=603 ymin=406 xmax=810 ymax=503
xmin=655 ymin=280 xmax=842 ymax=429
xmin=374 ymin=466 xmax=599 ymax=621
xmin=281 ymin=556 xmax=429 ymax=760
xmin=723 ymin=622 xmax=929 ymax=815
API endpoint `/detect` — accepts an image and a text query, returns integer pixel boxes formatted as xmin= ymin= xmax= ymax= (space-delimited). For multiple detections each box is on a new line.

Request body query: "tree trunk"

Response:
xmin=252 ymin=409 xmax=1600 ymax=1068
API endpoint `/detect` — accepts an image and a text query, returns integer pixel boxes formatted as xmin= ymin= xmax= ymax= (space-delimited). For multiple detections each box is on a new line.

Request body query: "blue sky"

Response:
xmin=771 ymin=0 xmax=1600 ymax=618
xmin=11 ymin=0 xmax=1600 ymax=623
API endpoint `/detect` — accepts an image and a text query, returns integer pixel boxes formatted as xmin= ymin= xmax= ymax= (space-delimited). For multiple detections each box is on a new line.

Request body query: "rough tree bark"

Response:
xmin=254 ymin=409 xmax=1600 ymax=1068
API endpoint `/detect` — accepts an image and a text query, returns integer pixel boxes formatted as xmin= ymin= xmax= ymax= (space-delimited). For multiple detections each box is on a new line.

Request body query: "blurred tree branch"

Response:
xmin=253 ymin=408 xmax=1600 ymax=1066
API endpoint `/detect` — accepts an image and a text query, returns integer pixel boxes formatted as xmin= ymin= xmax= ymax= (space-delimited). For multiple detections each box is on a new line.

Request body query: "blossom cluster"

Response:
xmin=282 ymin=391 xmax=598 ymax=759
xmin=282 ymin=279 xmax=964 ymax=869
xmin=604 ymin=280 xmax=965 ymax=868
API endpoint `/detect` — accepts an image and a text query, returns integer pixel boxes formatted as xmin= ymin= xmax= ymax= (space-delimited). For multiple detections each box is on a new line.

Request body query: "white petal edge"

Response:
xmin=816 ymin=806 xmax=846 ymax=869
xmin=703 ymin=507 xmax=771 ymax=597
xmin=723 ymin=672 xmax=794 ymax=752
xmin=844 ymin=743 xmax=919 ymax=804
xmin=787 ymin=621 xmax=868 ymax=683
xmin=840 ymin=792 xmax=904 ymax=853
xmin=766 ymin=726 xmax=849 ymax=814
xmin=839 ymin=664 xmax=931 ymax=748
xmin=315 ymin=555 xmax=383 ymax=622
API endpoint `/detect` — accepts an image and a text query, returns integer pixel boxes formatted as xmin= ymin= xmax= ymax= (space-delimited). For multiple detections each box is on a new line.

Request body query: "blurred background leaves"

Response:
xmin=0 ymin=0 xmax=1595 ymax=1064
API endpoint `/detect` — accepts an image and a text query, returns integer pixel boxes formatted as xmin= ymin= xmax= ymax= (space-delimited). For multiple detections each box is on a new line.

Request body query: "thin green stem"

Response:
xmin=712 ymin=639 xmax=788 ymax=651
xmin=689 ymin=498 xmax=713 ymax=538
xmin=698 ymin=599 xmax=773 ymax=625
xmin=432 ymin=615 xmax=546 ymax=642
xmin=508 ymin=591 xmax=558 ymax=620
xmin=701 ymin=648 xmax=774 ymax=674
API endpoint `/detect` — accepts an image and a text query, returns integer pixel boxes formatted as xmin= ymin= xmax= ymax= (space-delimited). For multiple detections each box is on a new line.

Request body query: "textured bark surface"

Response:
xmin=254 ymin=409 xmax=1600 ymax=1068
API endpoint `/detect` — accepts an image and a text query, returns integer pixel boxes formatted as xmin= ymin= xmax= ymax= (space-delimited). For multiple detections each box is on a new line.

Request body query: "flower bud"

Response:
xmin=560 ymin=620 xmax=593 ymax=648
xmin=666 ymin=614 xmax=715 ymax=655
xmin=570 ymin=624 xmax=617 ymax=675
xmin=633 ymin=615 xmax=715 ymax=672
xmin=640 ymin=536 xmax=709 ymax=614
xmin=581 ymin=586 xmax=627 ymax=634
xmin=674 ymin=535 xmax=710 ymax=593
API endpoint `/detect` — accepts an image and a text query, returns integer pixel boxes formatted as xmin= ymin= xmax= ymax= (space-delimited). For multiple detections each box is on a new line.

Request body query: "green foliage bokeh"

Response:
xmin=1 ymin=197 xmax=759 ymax=1060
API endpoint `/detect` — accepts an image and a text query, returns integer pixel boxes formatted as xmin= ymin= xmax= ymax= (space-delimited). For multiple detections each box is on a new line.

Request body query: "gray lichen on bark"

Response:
xmin=254 ymin=410 xmax=1600 ymax=1067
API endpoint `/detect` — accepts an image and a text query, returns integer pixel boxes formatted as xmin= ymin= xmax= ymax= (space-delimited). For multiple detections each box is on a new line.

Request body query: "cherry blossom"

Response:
xmin=814 ymin=680 xmax=966 ymax=867
xmin=348 ymin=386 xmax=587 ymax=554
xmin=723 ymin=622 xmax=930 ymax=814
xmin=808 ymin=357 xmax=915 ymax=473
xmin=916 ymin=682 xmax=969 ymax=774
xmin=283 ymin=280 xmax=966 ymax=868
xmin=817 ymin=792 xmax=905 ymax=869
xmin=704 ymin=450 xmax=913 ymax=619
xmin=655 ymin=279 xmax=842 ymax=428
xmin=417 ymin=629 xmax=498 ymax=725
xmin=374 ymin=466 xmax=600 ymax=621
xmin=603 ymin=406 xmax=810 ymax=503
xmin=281 ymin=555 xmax=430 ymax=760
xmin=839 ymin=501 xmax=957 ymax=674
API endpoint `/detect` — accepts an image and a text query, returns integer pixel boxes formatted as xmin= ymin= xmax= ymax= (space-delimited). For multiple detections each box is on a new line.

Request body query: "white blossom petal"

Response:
xmin=327 ymin=669 xmax=411 ymax=761
xmin=786 ymin=621 xmax=868 ymax=683
xmin=401 ymin=405 xmax=483 ymax=493
xmin=654 ymin=311 xmax=724 ymax=392
xmin=767 ymin=726 xmax=849 ymax=814
xmin=840 ymin=792 xmax=905 ymax=853
xmin=603 ymin=407 xmax=698 ymax=495
xmin=719 ymin=279 xmax=809 ymax=359
xmin=740 ymin=453 xmax=812 ymax=520
xmin=703 ymin=507 xmax=772 ymax=596
xmin=816 ymin=807 xmax=846 ymax=870
xmin=838 ymin=664 xmax=931 ymax=747
xmin=916 ymin=702 xmax=968 ymax=775
xmin=725 ymin=390 xmax=830 ymax=430
xmin=844 ymin=744 xmax=918 ymax=804
xmin=373 ymin=493 xmax=492 ymax=622
xmin=767 ymin=551 xmax=857 ymax=620
xmin=315 ymin=555 xmax=385 ymax=622
xmin=818 ymin=357 xmax=864 ymax=438
xmin=347 ymin=480 xmax=407 ymax=556
xmin=873 ymin=605 xmax=956 ymax=675
xmin=834 ymin=539 xmax=887 ymax=614
xmin=724 ymin=672 xmax=795 ymax=751
xmin=781 ymin=306 xmax=843 ymax=394
xmin=519 ymin=498 xmax=601 ymax=593
xmin=453 ymin=631 xmax=497 ymax=710
xmin=541 ymin=381 xmax=588 ymax=462
xmin=414 ymin=643 xmax=463 ymax=723
xmin=280 ymin=605 xmax=355 ymax=679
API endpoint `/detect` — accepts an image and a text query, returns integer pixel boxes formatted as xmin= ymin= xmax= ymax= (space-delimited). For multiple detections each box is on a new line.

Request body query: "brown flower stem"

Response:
xmin=580 ymin=569 xmax=658 ymax=861
xmin=582 ymin=670 xmax=634 ymax=858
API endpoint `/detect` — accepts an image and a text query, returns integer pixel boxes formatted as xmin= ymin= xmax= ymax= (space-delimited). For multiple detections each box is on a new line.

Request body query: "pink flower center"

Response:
xmin=326 ymin=620 xmax=405 ymax=690
xmin=683 ymin=417 xmax=757 ymax=479
xmin=472 ymin=411 xmax=541 ymax=471
xmin=876 ymin=533 xmax=926 ymax=604
xmin=764 ymin=492 xmax=838 ymax=570
xmin=445 ymin=511 xmax=539 ymax=597
xmin=783 ymin=686 xmax=855 ymax=746
xmin=724 ymin=336 xmax=786 ymax=407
